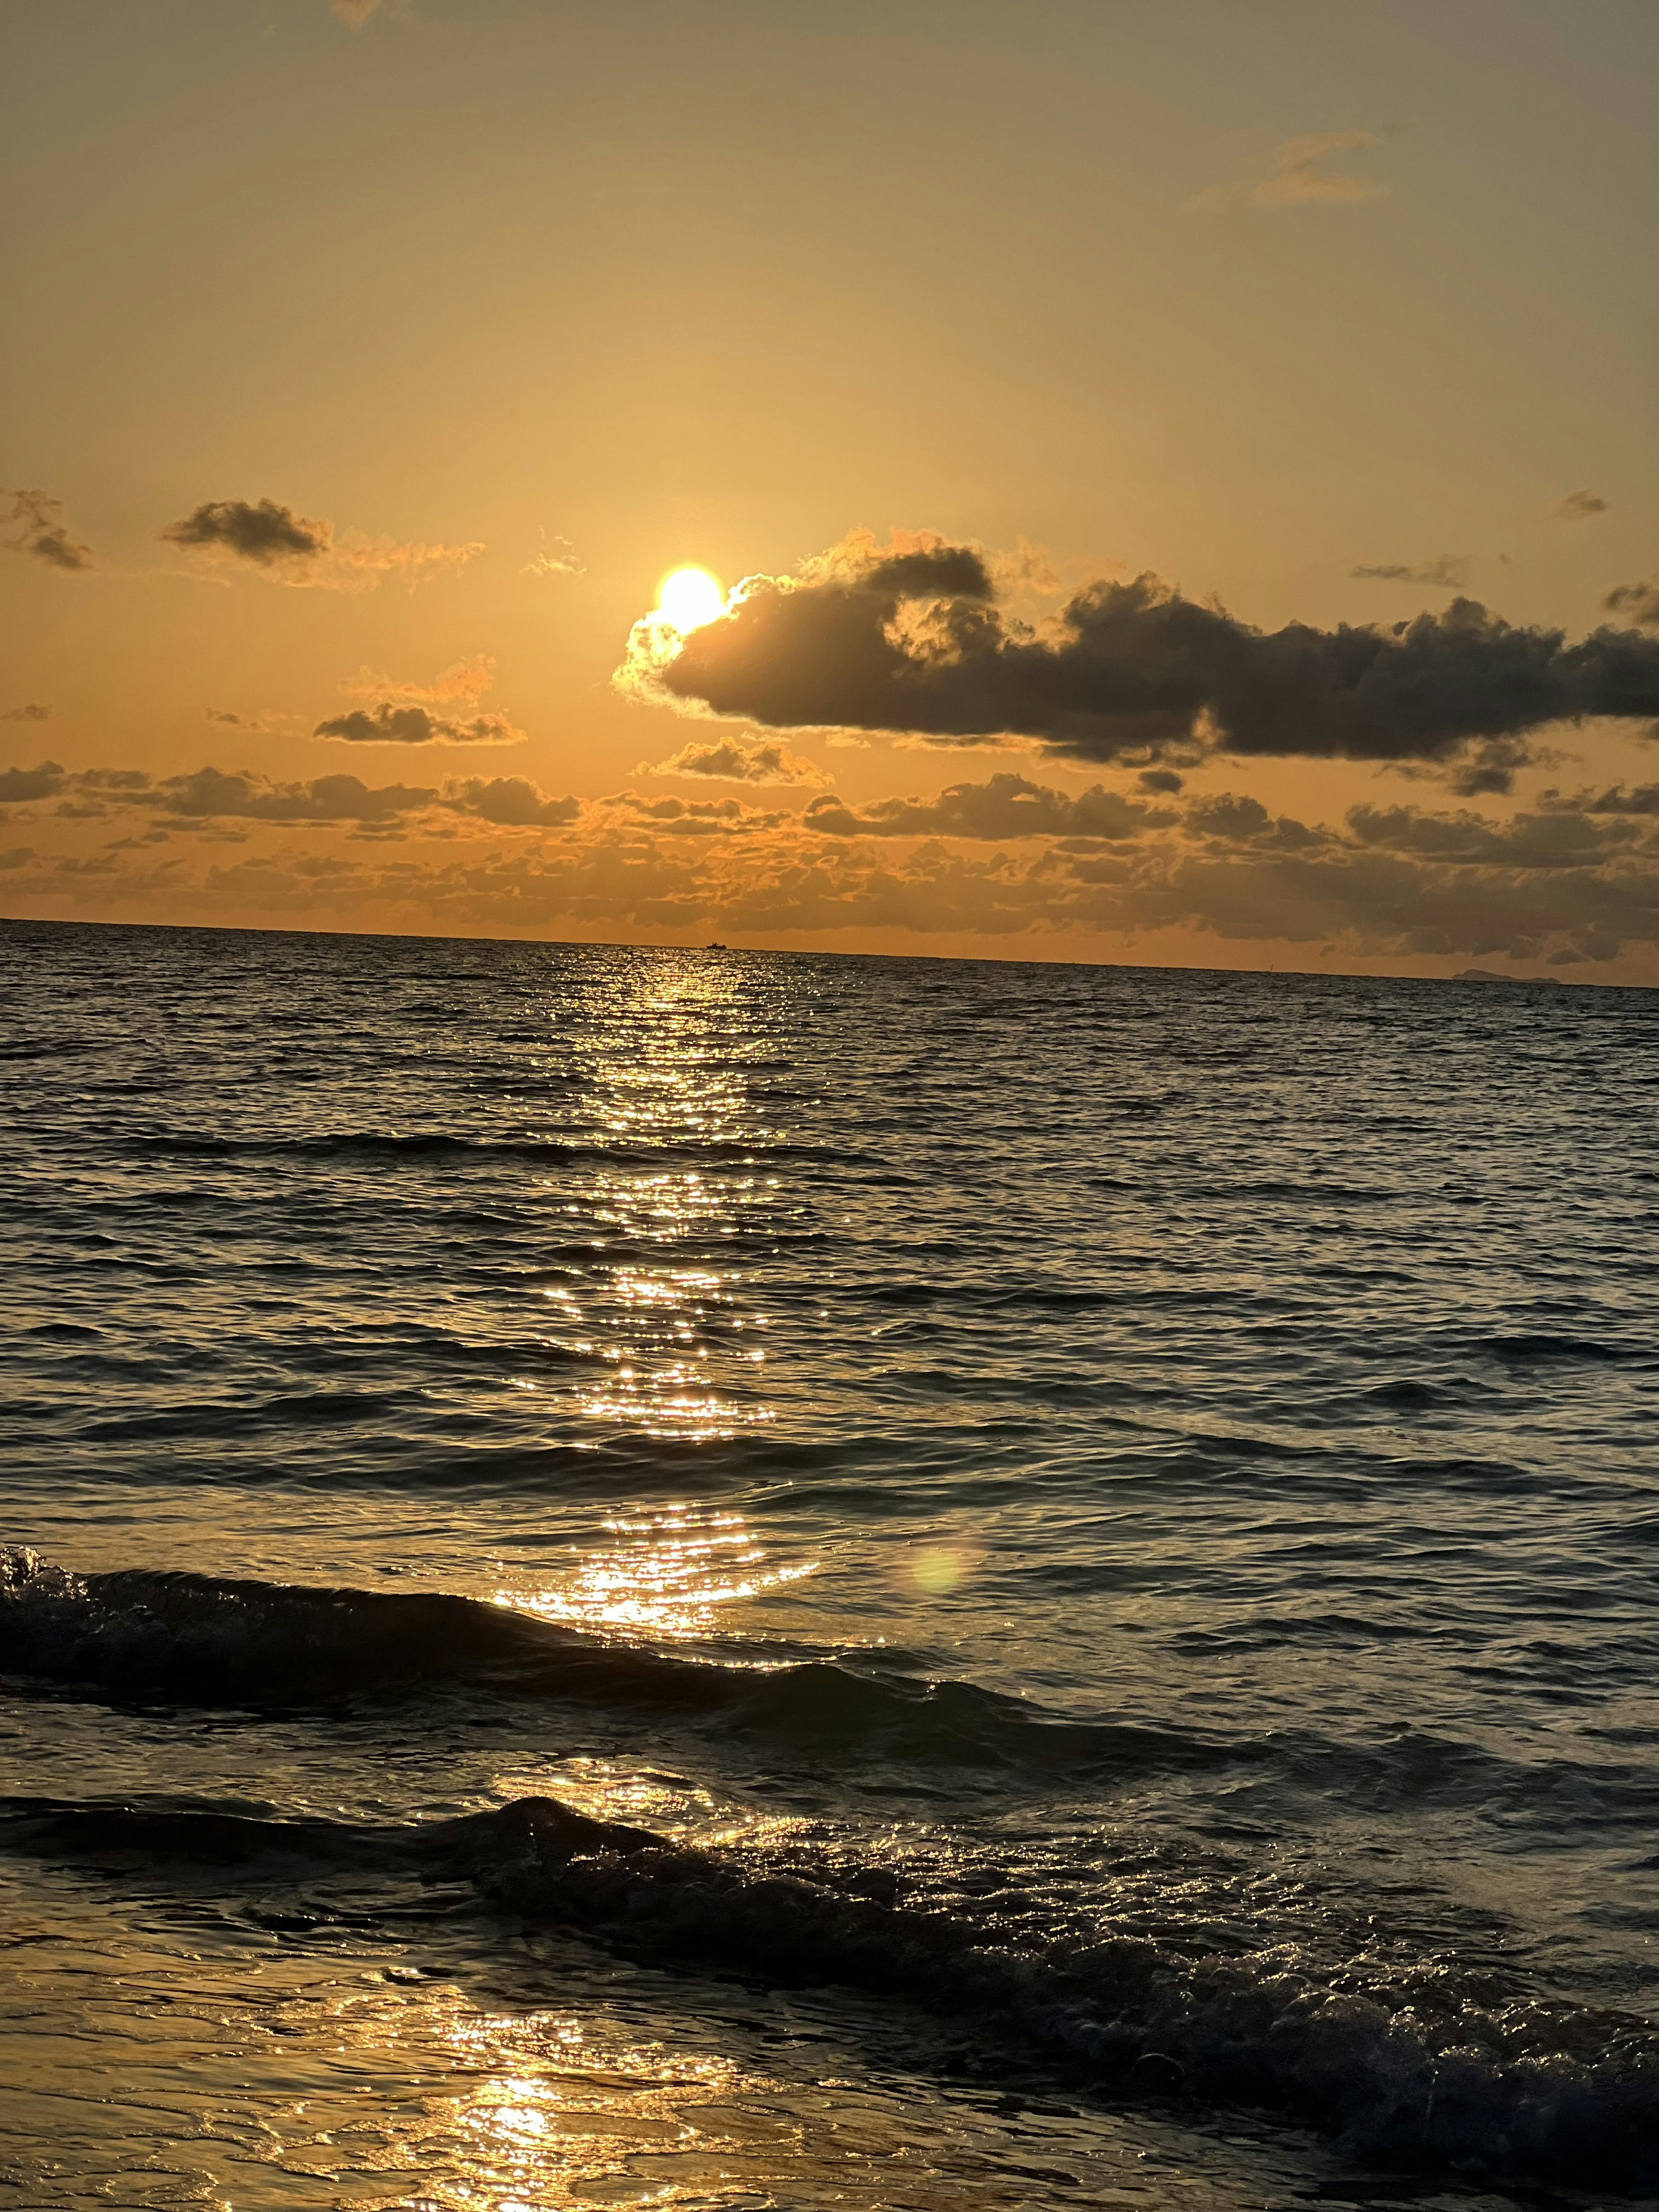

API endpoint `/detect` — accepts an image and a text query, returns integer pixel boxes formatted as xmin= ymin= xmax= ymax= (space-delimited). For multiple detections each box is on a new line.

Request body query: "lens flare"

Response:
xmin=657 ymin=566 xmax=725 ymax=634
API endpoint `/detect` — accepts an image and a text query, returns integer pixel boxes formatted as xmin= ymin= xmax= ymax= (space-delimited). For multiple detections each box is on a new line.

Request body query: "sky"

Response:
xmin=3 ymin=0 xmax=1656 ymax=976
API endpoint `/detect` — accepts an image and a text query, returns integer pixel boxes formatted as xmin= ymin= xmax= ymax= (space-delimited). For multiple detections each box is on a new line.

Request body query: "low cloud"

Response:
xmin=1605 ymin=577 xmax=1659 ymax=630
xmin=315 ymin=703 xmax=524 ymax=746
xmin=622 ymin=531 xmax=1659 ymax=772
xmin=0 ymin=760 xmax=65 ymax=804
xmin=1345 ymin=802 xmax=1635 ymax=868
xmin=443 ymin=775 xmax=581 ymax=826
xmin=646 ymin=736 xmax=829 ymax=787
xmin=16 ymin=757 xmax=1659 ymax=968
xmin=1538 ymin=783 xmax=1659 ymax=817
xmin=332 ymin=0 xmax=384 ymax=23
xmin=1352 ymin=555 xmax=1471 ymax=589
xmin=1553 ymin=491 xmax=1608 ymax=522
xmin=316 ymin=655 xmax=524 ymax=743
xmin=802 ymin=772 xmax=1174 ymax=841
xmin=5 ymin=490 xmax=92 ymax=573
xmin=162 ymin=495 xmax=482 ymax=593
xmin=2 ymin=703 xmax=51 ymax=723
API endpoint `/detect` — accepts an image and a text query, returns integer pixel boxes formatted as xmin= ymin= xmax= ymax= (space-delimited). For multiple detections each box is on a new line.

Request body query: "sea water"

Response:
xmin=1 ymin=918 xmax=1655 ymax=2209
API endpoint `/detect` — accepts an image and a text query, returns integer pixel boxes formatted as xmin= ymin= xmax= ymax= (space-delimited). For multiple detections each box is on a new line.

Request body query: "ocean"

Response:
xmin=2 ymin=916 xmax=1655 ymax=2210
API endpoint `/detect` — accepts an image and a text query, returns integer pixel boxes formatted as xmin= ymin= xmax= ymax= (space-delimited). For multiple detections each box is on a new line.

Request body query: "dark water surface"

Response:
xmin=2 ymin=917 xmax=1656 ymax=2209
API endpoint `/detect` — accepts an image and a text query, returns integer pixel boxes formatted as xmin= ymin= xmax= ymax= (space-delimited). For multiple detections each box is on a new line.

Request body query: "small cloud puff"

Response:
xmin=1605 ymin=577 xmax=1659 ymax=629
xmin=165 ymin=498 xmax=327 ymax=566
xmin=645 ymin=736 xmax=830 ymax=787
xmin=1352 ymin=555 xmax=1471 ymax=589
xmin=523 ymin=535 xmax=584 ymax=578
xmin=1195 ymin=132 xmax=1385 ymax=214
xmin=162 ymin=495 xmax=482 ymax=594
xmin=1553 ymin=491 xmax=1608 ymax=522
xmin=2 ymin=703 xmax=52 ymax=723
xmin=5 ymin=490 xmax=92 ymax=573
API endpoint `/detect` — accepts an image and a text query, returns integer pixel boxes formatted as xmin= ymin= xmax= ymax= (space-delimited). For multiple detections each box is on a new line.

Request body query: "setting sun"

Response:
xmin=657 ymin=566 xmax=725 ymax=635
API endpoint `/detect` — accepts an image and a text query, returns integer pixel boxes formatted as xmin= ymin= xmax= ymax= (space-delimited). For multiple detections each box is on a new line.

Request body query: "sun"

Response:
xmin=657 ymin=566 xmax=725 ymax=634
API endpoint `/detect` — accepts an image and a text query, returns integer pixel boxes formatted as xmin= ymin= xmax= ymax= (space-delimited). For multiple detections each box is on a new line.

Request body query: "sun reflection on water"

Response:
xmin=502 ymin=1505 xmax=815 ymax=1641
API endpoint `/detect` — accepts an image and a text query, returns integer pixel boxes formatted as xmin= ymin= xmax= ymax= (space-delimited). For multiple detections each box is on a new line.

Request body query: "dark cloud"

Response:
xmin=153 ymin=769 xmax=436 ymax=823
xmin=801 ymin=772 xmax=1174 ymax=841
xmin=0 ymin=761 xmax=66 ymax=804
xmin=4 ymin=490 xmax=92 ymax=573
xmin=163 ymin=498 xmax=329 ymax=566
xmin=634 ymin=536 xmax=1659 ymax=769
xmin=2 ymin=703 xmax=52 ymax=723
xmin=1538 ymin=783 xmax=1659 ymax=817
xmin=1553 ymin=491 xmax=1608 ymax=521
xmin=1345 ymin=804 xmax=1634 ymax=868
xmin=1183 ymin=793 xmax=1329 ymax=851
xmin=443 ymin=776 xmax=580 ymax=827
xmin=0 ymin=847 xmax=33 ymax=870
xmin=313 ymin=703 xmax=525 ymax=746
xmin=1605 ymin=577 xmax=1659 ymax=630
xmin=1138 ymin=767 xmax=1185 ymax=794
xmin=1352 ymin=556 xmax=1471 ymax=589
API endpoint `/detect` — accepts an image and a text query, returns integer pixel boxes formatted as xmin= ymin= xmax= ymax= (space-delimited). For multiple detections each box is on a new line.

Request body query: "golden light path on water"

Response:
xmin=498 ymin=960 xmax=820 ymax=1649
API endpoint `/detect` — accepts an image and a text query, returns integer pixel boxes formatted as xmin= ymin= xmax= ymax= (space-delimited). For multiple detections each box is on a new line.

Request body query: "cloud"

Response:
xmin=3 ymin=762 xmax=578 ymax=831
xmin=1537 ymin=782 xmax=1659 ymax=817
xmin=442 ymin=775 xmax=581 ymax=827
xmin=19 ymin=756 xmax=1659 ymax=969
xmin=801 ymin=772 xmax=1175 ymax=840
xmin=332 ymin=0 xmax=384 ymax=23
xmin=622 ymin=531 xmax=1659 ymax=771
xmin=340 ymin=655 xmax=497 ymax=708
xmin=1605 ymin=577 xmax=1659 ymax=629
xmin=2 ymin=703 xmax=51 ymax=723
xmin=0 ymin=760 xmax=65 ymax=804
xmin=151 ymin=768 xmax=439 ymax=824
xmin=0 ymin=847 xmax=32 ymax=870
xmin=4 ymin=490 xmax=92 ymax=573
xmin=645 ymin=736 xmax=830 ymax=787
xmin=522 ymin=535 xmax=584 ymax=578
xmin=1196 ymin=132 xmax=1384 ymax=213
xmin=1552 ymin=491 xmax=1608 ymax=521
xmin=1352 ymin=555 xmax=1471 ymax=589
xmin=164 ymin=497 xmax=326 ymax=565
xmin=162 ymin=496 xmax=483 ymax=593
xmin=314 ymin=703 xmax=525 ymax=746
xmin=1344 ymin=802 xmax=1636 ymax=868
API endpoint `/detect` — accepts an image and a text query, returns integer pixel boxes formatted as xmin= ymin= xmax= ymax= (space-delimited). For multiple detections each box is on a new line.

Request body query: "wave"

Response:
xmin=7 ymin=1552 xmax=1653 ymax=1826
xmin=3 ymin=1786 xmax=1653 ymax=2191
xmin=0 ymin=1548 xmax=1239 ymax=1777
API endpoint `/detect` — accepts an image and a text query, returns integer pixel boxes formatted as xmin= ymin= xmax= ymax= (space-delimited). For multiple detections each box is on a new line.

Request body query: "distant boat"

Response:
xmin=706 ymin=941 xmax=727 ymax=950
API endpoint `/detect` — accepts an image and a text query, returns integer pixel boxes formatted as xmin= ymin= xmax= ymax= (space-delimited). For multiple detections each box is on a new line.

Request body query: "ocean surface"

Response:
xmin=2 ymin=916 xmax=1656 ymax=2212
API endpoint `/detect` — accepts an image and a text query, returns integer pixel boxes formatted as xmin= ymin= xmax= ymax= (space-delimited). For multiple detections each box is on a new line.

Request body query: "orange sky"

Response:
xmin=3 ymin=0 xmax=1656 ymax=978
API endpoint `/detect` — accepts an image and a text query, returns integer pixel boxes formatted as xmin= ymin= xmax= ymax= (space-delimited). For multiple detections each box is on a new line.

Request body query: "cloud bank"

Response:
xmin=622 ymin=533 xmax=1659 ymax=774
xmin=13 ymin=756 xmax=1659 ymax=968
